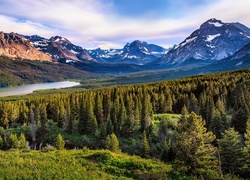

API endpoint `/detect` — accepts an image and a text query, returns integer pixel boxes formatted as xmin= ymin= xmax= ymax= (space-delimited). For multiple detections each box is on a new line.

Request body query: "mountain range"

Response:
xmin=0 ymin=18 xmax=250 ymax=75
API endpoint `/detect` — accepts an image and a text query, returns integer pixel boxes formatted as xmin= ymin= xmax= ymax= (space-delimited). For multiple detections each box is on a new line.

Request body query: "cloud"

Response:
xmin=0 ymin=0 xmax=249 ymax=48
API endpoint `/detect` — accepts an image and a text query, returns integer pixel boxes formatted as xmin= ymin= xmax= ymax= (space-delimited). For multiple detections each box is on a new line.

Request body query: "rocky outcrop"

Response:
xmin=0 ymin=32 xmax=52 ymax=61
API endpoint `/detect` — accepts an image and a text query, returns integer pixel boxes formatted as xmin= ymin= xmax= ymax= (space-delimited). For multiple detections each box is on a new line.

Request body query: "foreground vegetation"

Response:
xmin=0 ymin=149 xmax=175 ymax=179
xmin=1 ymin=68 xmax=250 ymax=179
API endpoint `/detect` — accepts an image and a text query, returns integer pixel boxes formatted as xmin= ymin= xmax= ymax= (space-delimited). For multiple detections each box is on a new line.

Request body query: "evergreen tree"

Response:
xmin=57 ymin=103 xmax=65 ymax=128
xmin=140 ymin=92 xmax=152 ymax=132
xmin=209 ymin=109 xmax=224 ymax=139
xmin=85 ymin=98 xmax=98 ymax=135
xmin=94 ymin=93 xmax=104 ymax=125
xmin=56 ymin=133 xmax=65 ymax=150
xmin=99 ymin=123 xmax=107 ymax=139
xmin=219 ymin=128 xmax=246 ymax=176
xmin=10 ymin=134 xmax=19 ymax=149
xmin=140 ymin=131 xmax=150 ymax=158
xmin=161 ymin=139 xmax=169 ymax=163
xmin=40 ymin=105 xmax=48 ymax=138
xmin=19 ymin=133 xmax=27 ymax=149
xmin=106 ymin=133 xmax=120 ymax=153
xmin=106 ymin=119 xmax=114 ymax=135
xmin=29 ymin=106 xmax=36 ymax=143
xmin=231 ymin=107 xmax=249 ymax=134
xmin=174 ymin=112 xmax=220 ymax=179
xmin=244 ymin=116 xmax=250 ymax=175
xmin=118 ymin=97 xmax=127 ymax=134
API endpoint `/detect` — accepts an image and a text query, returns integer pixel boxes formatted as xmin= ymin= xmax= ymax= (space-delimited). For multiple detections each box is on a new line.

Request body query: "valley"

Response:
xmin=0 ymin=8 xmax=250 ymax=179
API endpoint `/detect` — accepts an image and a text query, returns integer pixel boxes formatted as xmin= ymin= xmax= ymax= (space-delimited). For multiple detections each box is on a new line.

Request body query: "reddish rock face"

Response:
xmin=0 ymin=32 xmax=52 ymax=61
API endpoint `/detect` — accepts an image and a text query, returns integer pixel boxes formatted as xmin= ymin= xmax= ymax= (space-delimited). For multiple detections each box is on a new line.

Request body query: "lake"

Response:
xmin=0 ymin=81 xmax=80 ymax=97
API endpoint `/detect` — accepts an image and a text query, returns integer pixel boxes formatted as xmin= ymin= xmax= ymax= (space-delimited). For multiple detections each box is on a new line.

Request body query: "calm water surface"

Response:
xmin=0 ymin=81 xmax=80 ymax=97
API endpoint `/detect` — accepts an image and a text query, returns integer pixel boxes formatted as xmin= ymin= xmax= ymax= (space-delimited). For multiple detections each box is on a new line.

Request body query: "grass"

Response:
xmin=153 ymin=113 xmax=181 ymax=126
xmin=0 ymin=149 xmax=181 ymax=180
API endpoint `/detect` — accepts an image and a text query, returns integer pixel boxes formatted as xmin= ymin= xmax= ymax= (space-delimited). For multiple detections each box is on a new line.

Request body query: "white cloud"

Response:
xmin=0 ymin=0 xmax=249 ymax=48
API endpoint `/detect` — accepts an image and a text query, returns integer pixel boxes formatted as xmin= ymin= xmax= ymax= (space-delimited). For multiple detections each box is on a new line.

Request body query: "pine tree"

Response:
xmin=57 ymin=103 xmax=65 ymax=128
xmin=29 ymin=106 xmax=36 ymax=143
xmin=94 ymin=93 xmax=104 ymax=125
xmin=244 ymin=117 xmax=250 ymax=175
xmin=40 ymin=105 xmax=48 ymax=138
xmin=219 ymin=128 xmax=246 ymax=176
xmin=140 ymin=131 xmax=150 ymax=158
xmin=19 ymin=133 xmax=27 ymax=149
xmin=174 ymin=112 xmax=220 ymax=179
xmin=10 ymin=134 xmax=19 ymax=149
xmin=161 ymin=139 xmax=169 ymax=163
xmin=99 ymin=123 xmax=107 ymax=139
xmin=56 ymin=133 xmax=65 ymax=150
xmin=106 ymin=119 xmax=114 ymax=135
xmin=209 ymin=109 xmax=224 ymax=139
xmin=106 ymin=133 xmax=120 ymax=153
xmin=140 ymin=92 xmax=152 ymax=132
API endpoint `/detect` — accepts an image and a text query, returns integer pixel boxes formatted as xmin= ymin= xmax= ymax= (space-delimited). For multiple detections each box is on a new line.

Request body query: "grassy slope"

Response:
xmin=0 ymin=149 xmax=178 ymax=180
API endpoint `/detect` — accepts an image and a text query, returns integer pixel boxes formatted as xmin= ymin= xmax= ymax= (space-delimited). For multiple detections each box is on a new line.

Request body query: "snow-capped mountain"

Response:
xmin=25 ymin=35 xmax=95 ymax=62
xmin=88 ymin=40 xmax=167 ymax=65
xmin=157 ymin=18 xmax=250 ymax=66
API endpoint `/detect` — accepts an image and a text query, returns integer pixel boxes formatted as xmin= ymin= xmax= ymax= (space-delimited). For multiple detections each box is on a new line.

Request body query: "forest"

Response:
xmin=0 ymin=68 xmax=250 ymax=179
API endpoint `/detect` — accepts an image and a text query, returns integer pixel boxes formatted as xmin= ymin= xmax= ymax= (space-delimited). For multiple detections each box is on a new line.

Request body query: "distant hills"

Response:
xmin=0 ymin=18 xmax=250 ymax=77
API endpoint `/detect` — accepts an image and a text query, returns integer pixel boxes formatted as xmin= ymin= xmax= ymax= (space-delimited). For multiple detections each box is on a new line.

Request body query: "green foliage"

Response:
xmin=9 ymin=134 xmax=19 ymax=149
xmin=219 ymin=128 xmax=246 ymax=176
xmin=106 ymin=133 xmax=120 ymax=153
xmin=19 ymin=133 xmax=27 ymax=149
xmin=56 ymin=133 xmax=65 ymax=150
xmin=174 ymin=112 xmax=220 ymax=179
xmin=244 ymin=117 xmax=250 ymax=174
xmin=0 ymin=149 xmax=179 ymax=179
xmin=141 ymin=131 xmax=150 ymax=158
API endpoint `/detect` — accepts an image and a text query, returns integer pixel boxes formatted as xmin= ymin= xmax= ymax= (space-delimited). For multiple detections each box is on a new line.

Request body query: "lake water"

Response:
xmin=0 ymin=81 xmax=80 ymax=97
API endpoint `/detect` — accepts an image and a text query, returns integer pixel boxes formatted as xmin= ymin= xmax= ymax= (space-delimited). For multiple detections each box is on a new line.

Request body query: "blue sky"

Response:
xmin=0 ymin=0 xmax=249 ymax=49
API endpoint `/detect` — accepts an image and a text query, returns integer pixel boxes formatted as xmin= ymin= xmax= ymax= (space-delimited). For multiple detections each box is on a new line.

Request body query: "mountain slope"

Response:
xmin=0 ymin=32 xmax=51 ymax=61
xmin=25 ymin=35 xmax=95 ymax=62
xmin=208 ymin=41 xmax=250 ymax=70
xmin=0 ymin=56 xmax=92 ymax=87
xmin=157 ymin=18 xmax=250 ymax=66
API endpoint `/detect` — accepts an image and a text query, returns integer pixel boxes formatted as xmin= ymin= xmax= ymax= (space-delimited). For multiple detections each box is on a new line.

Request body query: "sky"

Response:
xmin=0 ymin=0 xmax=249 ymax=49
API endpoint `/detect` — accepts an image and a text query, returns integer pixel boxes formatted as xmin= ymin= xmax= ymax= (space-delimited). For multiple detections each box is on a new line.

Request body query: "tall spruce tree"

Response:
xmin=174 ymin=112 xmax=220 ymax=179
xmin=244 ymin=116 xmax=250 ymax=175
xmin=219 ymin=128 xmax=246 ymax=176
xmin=140 ymin=131 xmax=150 ymax=158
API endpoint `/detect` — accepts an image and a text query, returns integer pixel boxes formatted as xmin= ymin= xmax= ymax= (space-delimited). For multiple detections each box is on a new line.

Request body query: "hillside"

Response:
xmin=0 ymin=57 xmax=93 ymax=87
xmin=0 ymin=150 xmax=175 ymax=179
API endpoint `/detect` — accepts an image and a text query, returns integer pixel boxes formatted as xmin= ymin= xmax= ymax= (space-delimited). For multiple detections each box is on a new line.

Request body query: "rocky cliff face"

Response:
xmin=0 ymin=32 xmax=51 ymax=61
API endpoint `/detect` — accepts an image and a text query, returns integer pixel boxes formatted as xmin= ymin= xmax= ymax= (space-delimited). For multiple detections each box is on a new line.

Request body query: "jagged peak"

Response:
xmin=50 ymin=36 xmax=71 ymax=44
xmin=201 ymin=18 xmax=224 ymax=28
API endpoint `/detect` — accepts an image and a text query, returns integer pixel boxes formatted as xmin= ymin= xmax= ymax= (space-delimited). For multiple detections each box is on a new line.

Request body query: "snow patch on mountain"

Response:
xmin=206 ymin=34 xmax=220 ymax=41
xmin=209 ymin=21 xmax=223 ymax=27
